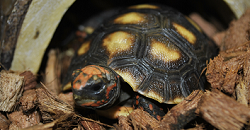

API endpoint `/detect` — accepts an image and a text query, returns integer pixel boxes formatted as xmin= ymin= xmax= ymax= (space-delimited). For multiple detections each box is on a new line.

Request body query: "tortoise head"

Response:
xmin=71 ymin=65 xmax=120 ymax=109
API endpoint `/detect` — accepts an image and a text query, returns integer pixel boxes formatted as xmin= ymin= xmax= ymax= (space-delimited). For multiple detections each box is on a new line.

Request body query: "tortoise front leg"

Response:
xmin=133 ymin=94 xmax=167 ymax=121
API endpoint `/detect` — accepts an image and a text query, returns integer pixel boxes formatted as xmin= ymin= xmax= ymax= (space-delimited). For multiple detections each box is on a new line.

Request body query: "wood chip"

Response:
xmin=0 ymin=70 xmax=24 ymax=112
xmin=45 ymin=49 xmax=61 ymax=95
xmin=206 ymin=42 xmax=250 ymax=99
xmin=58 ymin=92 xmax=74 ymax=107
xmin=20 ymin=113 xmax=74 ymax=130
xmin=129 ymin=109 xmax=160 ymax=129
xmin=189 ymin=13 xmax=218 ymax=38
xmin=220 ymin=9 xmax=250 ymax=51
xmin=206 ymin=55 xmax=224 ymax=90
xmin=19 ymin=89 xmax=37 ymax=112
xmin=212 ymin=31 xmax=226 ymax=46
xmin=235 ymin=76 xmax=248 ymax=105
xmin=0 ymin=112 xmax=10 ymax=130
xmin=20 ymin=71 xmax=37 ymax=90
xmin=8 ymin=110 xmax=41 ymax=129
xmin=36 ymin=83 xmax=74 ymax=121
xmin=80 ymin=120 xmax=105 ymax=130
xmin=197 ymin=90 xmax=250 ymax=130
xmin=117 ymin=116 xmax=133 ymax=130
xmin=157 ymin=90 xmax=203 ymax=130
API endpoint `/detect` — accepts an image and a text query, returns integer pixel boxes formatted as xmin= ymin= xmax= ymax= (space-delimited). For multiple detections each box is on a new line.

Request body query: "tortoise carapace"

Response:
xmin=62 ymin=4 xmax=217 ymax=119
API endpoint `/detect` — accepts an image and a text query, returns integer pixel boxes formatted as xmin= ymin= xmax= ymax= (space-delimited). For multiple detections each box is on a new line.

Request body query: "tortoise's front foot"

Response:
xmin=133 ymin=94 xmax=166 ymax=120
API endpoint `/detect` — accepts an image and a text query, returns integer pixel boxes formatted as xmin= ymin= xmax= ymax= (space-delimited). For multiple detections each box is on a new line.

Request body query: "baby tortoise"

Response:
xmin=62 ymin=4 xmax=217 ymax=120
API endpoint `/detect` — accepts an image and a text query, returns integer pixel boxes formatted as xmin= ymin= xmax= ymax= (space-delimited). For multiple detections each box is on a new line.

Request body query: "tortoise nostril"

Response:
xmin=92 ymin=84 xmax=103 ymax=91
xmin=88 ymin=82 xmax=106 ymax=93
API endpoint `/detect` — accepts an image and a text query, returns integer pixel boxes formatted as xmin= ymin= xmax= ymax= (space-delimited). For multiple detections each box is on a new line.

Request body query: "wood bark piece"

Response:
xmin=117 ymin=116 xmax=133 ymax=130
xmin=0 ymin=0 xmax=32 ymax=69
xmin=45 ymin=49 xmax=61 ymax=95
xmin=242 ymin=49 xmax=250 ymax=105
xmin=8 ymin=110 xmax=41 ymax=129
xmin=20 ymin=71 xmax=37 ymax=90
xmin=10 ymin=0 xmax=75 ymax=74
xmin=157 ymin=90 xmax=203 ymax=130
xmin=206 ymin=50 xmax=247 ymax=94
xmin=206 ymin=42 xmax=250 ymax=99
xmin=189 ymin=13 xmax=218 ymax=38
xmin=197 ymin=90 xmax=250 ymax=130
xmin=77 ymin=115 xmax=113 ymax=130
xmin=58 ymin=92 xmax=74 ymax=107
xmin=184 ymin=125 xmax=204 ymax=130
xmin=17 ymin=123 xmax=54 ymax=130
xmin=80 ymin=120 xmax=105 ymax=130
xmin=220 ymin=8 xmax=250 ymax=51
xmin=235 ymin=77 xmax=248 ymax=105
xmin=0 ymin=70 xmax=24 ymax=112
xmin=129 ymin=109 xmax=160 ymax=130
xmin=19 ymin=89 xmax=37 ymax=112
xmin=212 ymin=31 xmax=226 ymax=46
xmin=19 ymin=113 xmax=74 ymax=130
xmin=205 ymin=55 xmax=225 ymax=91
xmin=0 ymin=112 xmax=10 ymax=130
xmin=36 ymin=84 xmax=74 ymax=122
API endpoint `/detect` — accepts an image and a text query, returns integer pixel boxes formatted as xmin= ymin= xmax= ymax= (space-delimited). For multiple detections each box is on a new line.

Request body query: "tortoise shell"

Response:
xmin=63 ymin=4 xmax=217 ymax=105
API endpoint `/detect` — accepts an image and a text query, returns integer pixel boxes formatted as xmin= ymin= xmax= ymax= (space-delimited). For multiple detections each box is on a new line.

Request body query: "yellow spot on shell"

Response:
xmin=166 ymin=97 xmax=184 ymax=104
xmin=114 ymin=12 xmax=147 ymax=24
xmin=150 ymin=39 xmax=181 ymax=62
xmin=77 ymin=40 xmax=90 ymax=55
xmin=173 ymin=22 xmax=197 ymax=45
xmin=114 ymin=69 xmax=140 ymax=90
xmin=128 ymin=4 xmax=159 ymax=9
xmin=174 ymin=97 xmax=184 ymax=104
xmin=185 ymin=16 xmax=202 ymax=33
xmin=102 ymin=31 xmax=135 ymax=58
xmin=147 ymin=91 xmax=164 ymax=103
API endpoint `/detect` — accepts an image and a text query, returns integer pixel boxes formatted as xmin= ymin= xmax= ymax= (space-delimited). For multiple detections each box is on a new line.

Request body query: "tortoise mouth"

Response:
xmin=74 ymin=97 xmax=116 ymax=109
xmin=75 ymin=99 xmax=101 ymax=107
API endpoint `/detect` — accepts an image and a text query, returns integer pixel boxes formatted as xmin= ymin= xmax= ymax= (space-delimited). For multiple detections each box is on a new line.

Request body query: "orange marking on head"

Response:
xmin=72 ymin=72 xmax=91 ymax=90
xmin=149 ymin=104 xmax=153 ymax=111
xmin=85 ymin=65 xmax=110 ymax=75
xmin=81 ymin=65 xmax=109 ymax=79
xmin=106 ymin=82 xmax=117 ymax=99
xmin=97 ymin=75 xmax=103 ymax=78
xmin=136 ymin=95 xmax=139 ymax=99
xmin=157 ymin=115 xmax=161 ymax=121
xmin=136 ymin=100 xmax=139 ymax=105
xmin=81 ymin=66 xmax=102 ymax=75
xmin=73 ymin=65 xmax=110 ymax=90
xmin=81 ymin=101 xmax=102 ymax=107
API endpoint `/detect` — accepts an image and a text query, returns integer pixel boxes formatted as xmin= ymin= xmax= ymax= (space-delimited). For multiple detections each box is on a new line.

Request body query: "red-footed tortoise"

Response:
xmin=62 ymin=4 xmax=217 ymax=120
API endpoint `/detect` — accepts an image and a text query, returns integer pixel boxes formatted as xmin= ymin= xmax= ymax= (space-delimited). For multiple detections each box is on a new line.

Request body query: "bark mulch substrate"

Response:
xmin=1 ymin=8 xmax=250 ymax=130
